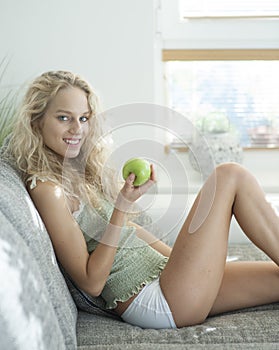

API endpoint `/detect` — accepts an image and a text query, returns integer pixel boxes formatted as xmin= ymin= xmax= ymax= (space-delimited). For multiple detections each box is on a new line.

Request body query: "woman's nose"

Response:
xmin=69 ymin=119 xmax=82 ymax=134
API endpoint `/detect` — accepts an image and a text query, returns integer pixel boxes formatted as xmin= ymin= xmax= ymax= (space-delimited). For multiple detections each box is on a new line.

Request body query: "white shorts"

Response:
xmin=121 ymin=278 xmax=177 ymax=329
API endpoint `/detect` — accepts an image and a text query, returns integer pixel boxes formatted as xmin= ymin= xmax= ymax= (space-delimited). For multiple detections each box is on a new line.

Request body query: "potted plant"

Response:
xmin=0 ymin=58 xmax=18 ymax=147
xmin=189 ymin=111 xmax=243 ymax=178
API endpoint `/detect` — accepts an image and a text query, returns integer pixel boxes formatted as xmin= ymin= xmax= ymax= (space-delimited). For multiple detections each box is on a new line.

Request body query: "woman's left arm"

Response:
xmin=128 ymin=221 xmax=172 ymax=257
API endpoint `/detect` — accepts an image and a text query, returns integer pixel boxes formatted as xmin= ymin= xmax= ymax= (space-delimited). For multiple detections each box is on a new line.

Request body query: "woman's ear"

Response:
xmin=31 ymin=121 xmax=43 ymax=139
xmin=31 ymin=116 xmax=44 ymax=131
xmin=31 ymin=120 xmax=39 ymax=131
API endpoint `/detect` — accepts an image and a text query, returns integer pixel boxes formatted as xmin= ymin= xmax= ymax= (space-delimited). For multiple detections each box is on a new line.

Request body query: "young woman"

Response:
xmin=5 ymin=70 xmax=279 ymax=329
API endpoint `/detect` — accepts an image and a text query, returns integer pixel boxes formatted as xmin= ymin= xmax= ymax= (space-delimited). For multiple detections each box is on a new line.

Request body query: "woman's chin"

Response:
xmin=64 ymin=149 xmax=81 ymax=159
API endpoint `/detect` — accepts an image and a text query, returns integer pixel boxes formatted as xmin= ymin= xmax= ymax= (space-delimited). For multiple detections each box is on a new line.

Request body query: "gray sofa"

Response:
xmin=0 ymin=148 xmax=278 ymax=350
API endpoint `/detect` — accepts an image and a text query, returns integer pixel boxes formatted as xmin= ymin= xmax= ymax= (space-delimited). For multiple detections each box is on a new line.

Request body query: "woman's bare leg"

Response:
xmin=210 ymin=261 xmax=279 ymax=316
xmin=160 ymin=163 xmax=279 ymax=327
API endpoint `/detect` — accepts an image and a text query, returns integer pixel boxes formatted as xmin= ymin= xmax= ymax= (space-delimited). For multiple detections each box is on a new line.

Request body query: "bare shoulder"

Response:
xmin=27 ymin=180 xmax=75 ymax=226
xmin=28 ymin=180 xmax=67 ymax=209
xmin=29 ymin=179 xmax=81 ymax=213
xmin=28 ymin=178 xmax=61 ymax=195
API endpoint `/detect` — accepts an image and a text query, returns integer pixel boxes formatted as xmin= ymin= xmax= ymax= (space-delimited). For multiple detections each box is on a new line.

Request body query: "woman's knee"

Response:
xmin=214 ymin=162 xmax=248 ymax=184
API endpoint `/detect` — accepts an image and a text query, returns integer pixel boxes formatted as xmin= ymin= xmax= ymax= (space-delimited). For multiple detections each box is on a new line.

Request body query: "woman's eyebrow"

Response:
xmin=55 ymin=109 xmax=90 ymax=115
xmin=55 ymin=109 xmax=72 ymax=114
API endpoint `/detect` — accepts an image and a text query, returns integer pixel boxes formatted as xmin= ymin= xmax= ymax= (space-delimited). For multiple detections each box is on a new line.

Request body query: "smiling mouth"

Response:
xmin=63 ymin=138 xmax=81 ymax=145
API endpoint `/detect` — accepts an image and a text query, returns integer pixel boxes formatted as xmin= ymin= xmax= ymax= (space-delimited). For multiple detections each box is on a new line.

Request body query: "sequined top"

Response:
xmin=28 ymin=176 xmax=168 ymax=309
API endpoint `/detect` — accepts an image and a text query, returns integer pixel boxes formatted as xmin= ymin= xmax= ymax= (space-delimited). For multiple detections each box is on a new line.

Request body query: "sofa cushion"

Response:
xmin=60 ymin=265 xmax=121 ymax=321
xmin=0 ymin=157 xmax=78 ymax=349
xmin=0 ymin=211 xmax=66 ymax=349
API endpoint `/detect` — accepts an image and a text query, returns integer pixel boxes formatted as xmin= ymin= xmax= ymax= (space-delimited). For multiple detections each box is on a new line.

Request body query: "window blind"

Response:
xmin=164 ymin=59 xmax=279 ymax=148
xmin=180 ymin=0 xmax=279 ymax=19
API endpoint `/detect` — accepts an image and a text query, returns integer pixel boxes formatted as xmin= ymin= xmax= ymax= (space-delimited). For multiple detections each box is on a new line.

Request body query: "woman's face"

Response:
xmin=39 ymin=87 xmax=91 ymax=158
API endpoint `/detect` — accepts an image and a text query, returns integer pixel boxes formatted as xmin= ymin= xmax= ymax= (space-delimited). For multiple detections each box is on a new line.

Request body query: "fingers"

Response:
xmin=119 ymin=164 xmax=156 ymax=201
xmin=114 ymin=164 xmax=156 ymax=213
xmin=150 ymin=164 xmax=156 ymax=182
xmin=138 ymin=178 xmax=154 ymax=194
xmin=125 ymin=173 xmax=136 ymax=187
xmin=124 ymin=165 xmax=155 ymax=188
xmin=127 ymin=164 xmax=156 ymax=187
xmin=138 ymin=164 xmax=156 ymax=192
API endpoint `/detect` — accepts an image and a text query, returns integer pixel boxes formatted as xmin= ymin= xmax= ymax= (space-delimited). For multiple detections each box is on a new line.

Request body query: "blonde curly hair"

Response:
xmin=6 ymin=70 xmax=117 ymax=207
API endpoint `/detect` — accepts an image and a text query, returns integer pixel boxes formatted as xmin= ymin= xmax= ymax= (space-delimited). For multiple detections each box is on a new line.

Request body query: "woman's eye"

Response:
xmin=57 ymin=115 xmax=69 ymax=121
xmin=80 ymin=116 xmax=89 ymax=123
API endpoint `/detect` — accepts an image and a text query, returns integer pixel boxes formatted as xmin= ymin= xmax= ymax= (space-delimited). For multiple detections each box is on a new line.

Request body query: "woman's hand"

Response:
xmin=115 ymin=164 xmax=156 ymax=212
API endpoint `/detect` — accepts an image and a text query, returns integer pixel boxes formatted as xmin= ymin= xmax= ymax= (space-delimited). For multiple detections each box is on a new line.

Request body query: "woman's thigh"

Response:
xmin=159 ymin=166 xmax=238 ymax=326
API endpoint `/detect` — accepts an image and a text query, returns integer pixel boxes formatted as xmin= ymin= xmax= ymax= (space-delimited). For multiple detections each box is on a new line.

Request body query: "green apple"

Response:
xmin=122 ymin=158 xmax=151 ymax=186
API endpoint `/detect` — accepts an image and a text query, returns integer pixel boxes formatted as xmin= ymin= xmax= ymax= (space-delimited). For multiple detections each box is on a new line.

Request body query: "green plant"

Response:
xmin=0 ymin=57 xmax=19 ymax=146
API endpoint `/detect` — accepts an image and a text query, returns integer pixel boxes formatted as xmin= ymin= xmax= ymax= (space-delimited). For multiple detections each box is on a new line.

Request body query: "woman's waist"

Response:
xmin=114 ymin=290 xmax=142 ymax=315
xmin=102 ymin=259 xmax=167 ymax=310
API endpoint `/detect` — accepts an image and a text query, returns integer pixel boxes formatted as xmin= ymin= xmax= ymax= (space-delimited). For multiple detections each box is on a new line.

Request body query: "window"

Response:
xmin=180 ymin=0 xmax=279 ymax=19
xmin=163 ymin=50 xmax=279 ymax=148
xmin=160 ymin=1 xmax=279 ymax=149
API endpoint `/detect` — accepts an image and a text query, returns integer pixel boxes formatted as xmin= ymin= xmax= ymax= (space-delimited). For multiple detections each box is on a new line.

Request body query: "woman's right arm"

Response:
xmin=29 ymin=180 xmax=121 ymax=296
xmin=28 ymin=169 xmax=155 ymax=297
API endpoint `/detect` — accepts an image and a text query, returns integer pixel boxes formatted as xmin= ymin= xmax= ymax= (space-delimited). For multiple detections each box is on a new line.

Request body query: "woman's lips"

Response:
xmin=63 ymin=138 xmax=81 ymax=145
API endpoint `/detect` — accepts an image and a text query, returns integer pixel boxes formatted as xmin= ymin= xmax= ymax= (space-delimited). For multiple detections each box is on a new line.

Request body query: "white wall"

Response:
xmin=0 ymin=0 xmax=155 ymax=108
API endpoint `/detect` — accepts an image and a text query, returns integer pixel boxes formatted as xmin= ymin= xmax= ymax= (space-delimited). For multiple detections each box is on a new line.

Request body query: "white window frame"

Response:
xmin=160 ymin=0 xmax=279 ymax=50
xmin=179 ymin=0 xmax=279 ymax=20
